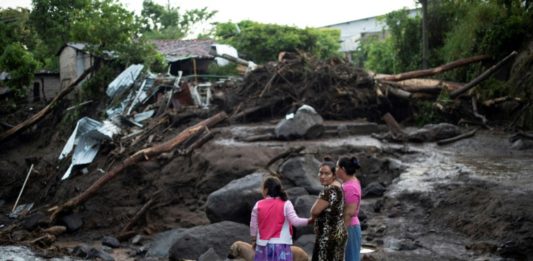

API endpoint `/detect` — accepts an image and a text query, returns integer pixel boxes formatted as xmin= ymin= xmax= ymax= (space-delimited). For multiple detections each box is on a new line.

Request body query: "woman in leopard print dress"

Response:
xmin=310 ymin=157 xmax=347 ymax=261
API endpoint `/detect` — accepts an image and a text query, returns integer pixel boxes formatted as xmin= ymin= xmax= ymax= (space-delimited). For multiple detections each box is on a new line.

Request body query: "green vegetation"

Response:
xmin=214 ymin=20 xmax=341 ymax=63
xmin=0 ymin=43 xmax=39 ymax=98
xmin=354 ymin=0 xmax=533 ymax=127
xmin=0 ymin=0 xmax=214 ymax=106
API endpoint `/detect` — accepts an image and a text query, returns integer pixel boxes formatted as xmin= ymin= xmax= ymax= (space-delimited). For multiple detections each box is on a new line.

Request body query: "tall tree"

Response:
xmin=420 ymin=0 xmax=429 ymax=69
xmin=215 ymin=20 xmax=341 ymax=63
xmin=0 ymin=43 xmax=39 ymax=98
xmin=140 ymin=0 xmax=216 ymax=39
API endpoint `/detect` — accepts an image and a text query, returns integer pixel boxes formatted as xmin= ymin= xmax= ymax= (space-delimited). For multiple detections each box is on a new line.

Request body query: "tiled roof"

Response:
xmin=151 ymin=39 xmax=215 ymax=62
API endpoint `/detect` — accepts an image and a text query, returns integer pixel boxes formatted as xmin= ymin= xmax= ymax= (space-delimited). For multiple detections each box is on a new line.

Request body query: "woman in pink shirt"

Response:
xmin=250 ymin=176 xmax=312 ymax=261
xmin=336 ymin=156 xmax=362 ymax=261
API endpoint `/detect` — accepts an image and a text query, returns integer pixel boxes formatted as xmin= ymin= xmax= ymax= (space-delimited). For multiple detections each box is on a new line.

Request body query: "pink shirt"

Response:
xmin=342 ymin=179 xmax=361 ymax=226
xmin=250 ymin=197 xmax=308 ymax=246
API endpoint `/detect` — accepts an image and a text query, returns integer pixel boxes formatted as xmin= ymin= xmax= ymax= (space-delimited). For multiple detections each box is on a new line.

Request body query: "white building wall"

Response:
xmin=324 ymin=9 xmax=419 ymax=53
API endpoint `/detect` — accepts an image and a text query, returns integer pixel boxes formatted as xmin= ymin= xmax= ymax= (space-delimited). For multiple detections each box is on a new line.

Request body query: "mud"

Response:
xmin=1 ymin=118 xmax=532 ymax=260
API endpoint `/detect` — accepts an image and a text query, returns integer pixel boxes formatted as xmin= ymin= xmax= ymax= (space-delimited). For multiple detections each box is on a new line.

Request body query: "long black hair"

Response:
xmin=338 ymin=156 xmax=361 ymax=176
xmin=263 ymin=176 xmax=288 ymax=201
xmin=321 ymin=156 xmax=336 ymax=174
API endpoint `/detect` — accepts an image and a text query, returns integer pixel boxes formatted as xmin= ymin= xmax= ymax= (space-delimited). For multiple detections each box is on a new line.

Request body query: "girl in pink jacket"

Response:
xmin=250 ymin=176 xmax=312 ymax=261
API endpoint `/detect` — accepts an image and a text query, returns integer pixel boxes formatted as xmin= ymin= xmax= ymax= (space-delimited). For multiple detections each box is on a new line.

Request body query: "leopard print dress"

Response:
xmin=312 ymin=185 xmax=347 ymax=261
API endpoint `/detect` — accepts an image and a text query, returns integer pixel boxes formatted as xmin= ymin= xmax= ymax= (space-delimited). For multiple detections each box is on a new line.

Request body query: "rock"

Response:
xmin=61 ymin=212 xmax=83 ymax=231
xmin=131 ymin=234 xmax=143 ymax=245
xmin=279 ymin=156 xmax=322 ymax=194
xmin=206 ymin=171 xmax=265 ymax=224
xmin=407 ymin=123 xmax=461 ymax=142
xmin=294 ymin=234 xmax=315 ymax=257
xmin=511 ymin=139 xmax=533 ymax=150
xmin=168 ymin=221 xmax=249 ymax=260
xmin=102 ymin=235 xmax=120 ymax=248
xmin=293 ymin=195 xmax=317 ymax=238
xmin=22 ymin=212 xmax=48 ymax=230
xmin=146 ymin=228 xmax=186 ymax=257
xmin=286 ymin=187 xmax=309 ymax=202
xmin=363 ymin=182 xmax=386 ymax=198
xmin=198 ymin=247 xmax=222 ymax=261
xmin=275 ymin=105 xmax=324 ymax=140
xmin=88 ymin=247 xmax=115 ymax=261
xmin=71 ymin=243 xmax=92 ymax=257
xmin=359 ymin=209 xmax=367 ymax=222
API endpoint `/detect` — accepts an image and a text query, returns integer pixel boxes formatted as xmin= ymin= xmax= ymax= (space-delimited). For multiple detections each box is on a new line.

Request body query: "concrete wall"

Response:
xmin=32 ymin=74 xmax=60 ymax=102
xmin=59 ymin=46 xmax=93 ymax=89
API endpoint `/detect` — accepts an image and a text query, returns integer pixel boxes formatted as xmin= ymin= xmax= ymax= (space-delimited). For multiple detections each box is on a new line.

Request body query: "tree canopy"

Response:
xmin=215 ymin=20 xmax=341 ymax=63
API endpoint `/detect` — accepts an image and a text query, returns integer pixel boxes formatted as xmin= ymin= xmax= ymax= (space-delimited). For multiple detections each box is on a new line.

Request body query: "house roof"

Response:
xmin=56 ymin=42 xmax=89 ymax=56
xmin=151 ymin=39 xmax=215 ymax=62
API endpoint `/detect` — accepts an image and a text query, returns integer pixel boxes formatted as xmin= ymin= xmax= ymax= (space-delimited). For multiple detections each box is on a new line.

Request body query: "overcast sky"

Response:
xmin=1 ymin=0 xmax=418 ymax=28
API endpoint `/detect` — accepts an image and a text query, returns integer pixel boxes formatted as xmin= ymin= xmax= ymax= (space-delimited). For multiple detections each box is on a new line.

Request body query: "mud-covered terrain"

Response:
xmin=1 ymin=118 xmax=532 ymax=261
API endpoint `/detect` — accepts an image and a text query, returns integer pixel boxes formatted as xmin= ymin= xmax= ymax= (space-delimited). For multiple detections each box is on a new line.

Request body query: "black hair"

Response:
xmin=263 ymin=176 xmax=288 ymax=201
xmin=320 ymin=156 xmax=336 ymax=174
xmin=338 ymin=156 xmax=361 ymax=176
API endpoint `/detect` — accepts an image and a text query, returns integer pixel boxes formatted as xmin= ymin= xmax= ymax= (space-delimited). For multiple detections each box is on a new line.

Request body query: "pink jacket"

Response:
xmin=250 ymin=197 xmax=308 ymax=246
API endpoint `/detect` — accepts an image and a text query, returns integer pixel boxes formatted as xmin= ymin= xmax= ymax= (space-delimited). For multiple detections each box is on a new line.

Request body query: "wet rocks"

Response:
xmin=407 ymin=123 xmax=461 ymax=142
xmin=275 ymin=105 xmax=324 ymax=140
xmin=146 ymin=228 xmax=186 ymax=257
xmin=363 ymin=182 xmax=387 ymax=198
xmin=60 ymin=212 xmax=83 ymax=231
xmin=102 ymin=235 xmax=120 ymax=248
xmin=168 ymin=221 xmax=249 ymax=260
xmin=279 ymin=155 xmax=322 ymax=194
xmin=205 ymin=171 xmax=265 ymax=224
xmin=198 ymin=247 xmax=222 ymax=261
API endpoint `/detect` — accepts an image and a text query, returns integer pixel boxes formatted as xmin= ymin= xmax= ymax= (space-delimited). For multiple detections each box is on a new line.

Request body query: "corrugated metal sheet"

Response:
xmin=59 ymin=117 xmax=120 ymax=180
xmin=106 ymin=64 xmax=144 ymax=98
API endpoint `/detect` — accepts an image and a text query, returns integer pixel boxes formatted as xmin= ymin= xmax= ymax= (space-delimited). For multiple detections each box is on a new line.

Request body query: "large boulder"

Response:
xmin=286 ymin=187 xmax=309 ymax=203
xmin=275 ymin=105 xmax=324 ymax=140
xmin=295 ymin=234 xmax=316 ymax=257
xmin=293 ymin=195 xmax=318 ymax=238
xmin=168 ymin=221 xmax=249 ymax=261
xmin=279 ymin=156 xmax=322 ymax=194
xmin=146 ymin=228 xmax=186 ymax=257
xmin=206 ymin=171 xmax=265 ymax=224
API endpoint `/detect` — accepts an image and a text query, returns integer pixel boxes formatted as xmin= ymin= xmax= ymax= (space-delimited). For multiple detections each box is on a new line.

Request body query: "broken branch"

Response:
xmin=0 ymin=67 xmax=94 ymax=143
xmin=437 ymin=128 xmax=478 ymax=145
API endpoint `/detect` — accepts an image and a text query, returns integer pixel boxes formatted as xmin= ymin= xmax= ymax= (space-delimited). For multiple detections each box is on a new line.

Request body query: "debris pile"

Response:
xmin=225 ymin=52 xmax=380 ymax=122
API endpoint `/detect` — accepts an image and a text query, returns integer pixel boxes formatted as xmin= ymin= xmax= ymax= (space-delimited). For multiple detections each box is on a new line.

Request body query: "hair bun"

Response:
xmin=352 ymin=157 xmax=361 ymax=169
xmin=323 ymin=156 xmax=334 ymax=162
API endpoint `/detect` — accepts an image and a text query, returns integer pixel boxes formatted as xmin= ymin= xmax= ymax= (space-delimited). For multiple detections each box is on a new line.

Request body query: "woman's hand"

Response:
xmin=251 ymin=237 xmax=257 ymax=250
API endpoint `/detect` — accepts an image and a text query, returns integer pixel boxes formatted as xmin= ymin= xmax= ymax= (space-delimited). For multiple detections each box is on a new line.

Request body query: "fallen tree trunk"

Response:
xmin=49 ymin=112 xmax=228 ymax=221
xmin=380 ymin=79 xmax=463 ymax=93
xmin=375 ymin=55 xmax=489 ymax=82
xmin=437 ymin=128 xmax=478 ymax=145
xmin=450 ymin=51 xmax=518 ymax=99
xmin=0 ymin=67 xmax=94 ymax=143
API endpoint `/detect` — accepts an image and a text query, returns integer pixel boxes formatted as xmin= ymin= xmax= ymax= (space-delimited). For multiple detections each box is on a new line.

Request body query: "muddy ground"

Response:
xmin=1 ymin=115 xmax=532 ymax=260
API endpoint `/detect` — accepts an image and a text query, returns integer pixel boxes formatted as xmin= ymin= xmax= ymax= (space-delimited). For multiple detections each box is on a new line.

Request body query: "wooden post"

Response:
xmin=12 ymin=164 xmax=34 ymax=213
